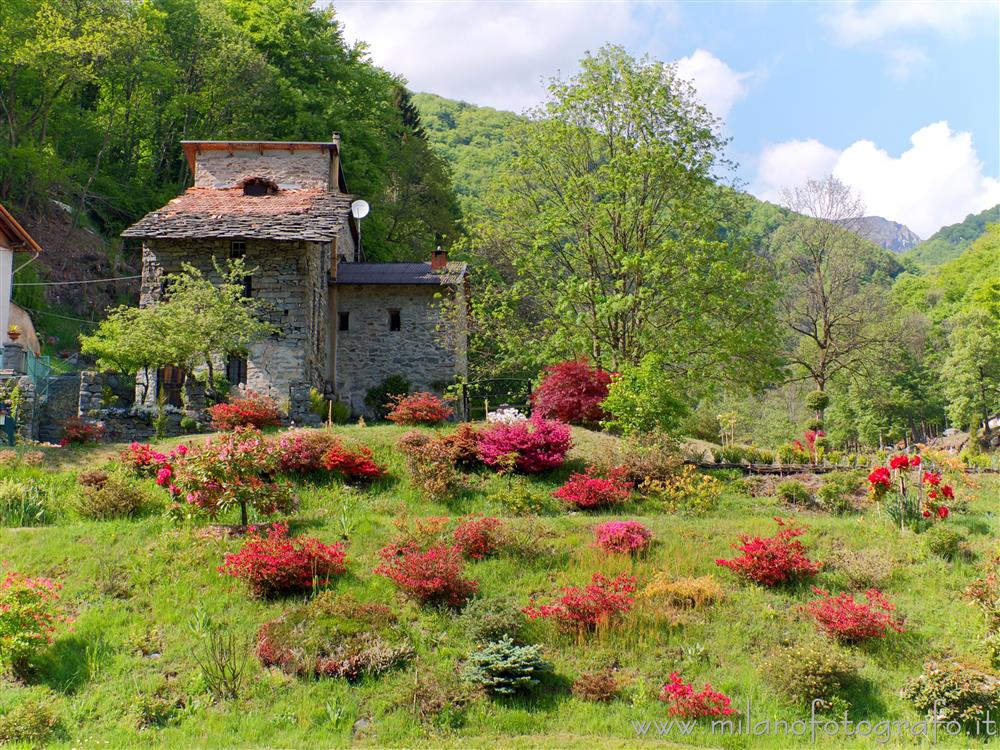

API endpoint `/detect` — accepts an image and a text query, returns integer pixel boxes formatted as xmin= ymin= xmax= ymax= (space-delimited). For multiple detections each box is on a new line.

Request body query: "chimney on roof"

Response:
xmin=431 ymin=246 xmax=448 ymax=271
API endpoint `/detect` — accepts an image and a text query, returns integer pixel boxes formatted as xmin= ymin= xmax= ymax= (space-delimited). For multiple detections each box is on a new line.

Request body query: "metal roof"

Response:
xmin=334 ymin=262 xmax=466 ymax=286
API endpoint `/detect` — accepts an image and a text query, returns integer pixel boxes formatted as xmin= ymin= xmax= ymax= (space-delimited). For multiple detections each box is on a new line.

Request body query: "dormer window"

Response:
xmin=242 ymin=177 xmax=278 ymax=197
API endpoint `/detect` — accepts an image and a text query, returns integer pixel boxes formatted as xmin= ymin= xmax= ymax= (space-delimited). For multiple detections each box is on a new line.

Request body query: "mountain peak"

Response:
xmin=841 ymin=216 xmax=922 ymax=253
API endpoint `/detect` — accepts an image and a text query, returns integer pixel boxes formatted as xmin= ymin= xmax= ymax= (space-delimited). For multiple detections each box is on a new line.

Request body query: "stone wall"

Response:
xmin=78 ymin=371 xmax=134 ymax=416
xmin=37 ymin=375 xmax=81 ymax=444
xmin=193 ymin=148 xmax=333 ymax=190
xmin=335 ymin=283 xmax=468 ymax=416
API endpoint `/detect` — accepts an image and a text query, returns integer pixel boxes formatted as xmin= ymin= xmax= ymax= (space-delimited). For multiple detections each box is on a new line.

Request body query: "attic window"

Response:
xmin=242 ymin=178 xmax=278 ymax=197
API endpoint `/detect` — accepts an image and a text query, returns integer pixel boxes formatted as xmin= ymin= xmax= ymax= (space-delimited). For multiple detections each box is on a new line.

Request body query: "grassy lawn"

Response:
xmin=0 ymin=424 xmax=998 ymax=748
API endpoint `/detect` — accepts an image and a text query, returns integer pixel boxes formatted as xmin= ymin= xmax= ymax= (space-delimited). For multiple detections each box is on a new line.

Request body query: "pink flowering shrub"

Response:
xmin=386 ymin=392 xmax=453 ymax=425
xmin=208 ymin=390 xmax=282 ymax=430
xmin=531 ymin=359 xmax=612 ymax=425
xmin=523 ymin=573 xmax=636 ymax=631
xmin=715 ymin=518 xmax=821 ymax=586
xmin=0 ymin=572 xmax=64 ymax=675
xmin=374 ymin=542 xmax=478 ymax=608
xmin=219 ymin=523 xmax=347 ymax=598
xmin=272 ymin=430 xmax=341 ymax=474
xmin=477 ymin=415 xmax=572 ymax=474
xmin=593 ymin=520 xmax=653 ymax=555
xmin=553 ymin=466 xmax=633 ymax=509
xmin=659 ymin=672 xmax=736 ymax=718
xmin=453 ymin=516 xmax=505 ymax=560
xmin=807 ymin=588 xmax=905 ymax=643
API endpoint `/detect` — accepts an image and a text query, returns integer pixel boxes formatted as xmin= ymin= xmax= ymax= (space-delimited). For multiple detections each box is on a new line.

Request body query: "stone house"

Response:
xmin=122 ymin=138 xmax=467 ymax=420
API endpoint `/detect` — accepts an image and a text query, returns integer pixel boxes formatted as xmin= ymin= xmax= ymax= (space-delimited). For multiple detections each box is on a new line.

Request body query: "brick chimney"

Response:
xmin=431 ymin=246 xmax=448 ymax=271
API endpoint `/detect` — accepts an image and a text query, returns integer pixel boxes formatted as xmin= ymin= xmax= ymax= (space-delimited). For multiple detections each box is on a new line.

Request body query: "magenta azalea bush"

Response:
xmin=477 ymin=415 xmax=572 ymax=474
xmin=593 ymin=520 xmax=653 ymax=554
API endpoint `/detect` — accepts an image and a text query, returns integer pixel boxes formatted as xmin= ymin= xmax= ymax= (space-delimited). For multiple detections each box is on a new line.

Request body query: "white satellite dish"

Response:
xmin=350 ymin=199 xmax=370 ymax=220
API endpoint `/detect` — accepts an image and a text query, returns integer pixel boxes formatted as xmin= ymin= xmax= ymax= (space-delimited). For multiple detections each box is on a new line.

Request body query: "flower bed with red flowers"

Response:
xmin=531 ymin=359 xmax=612 ymax=425
xmin=208 ymin=390 xmax=282 ymax=430
xmin=374 ymin=542 xmax=478 ymax=608
xmin=452 ymin=516 xmax=505 ymax=560
xmin=715 ymin=518 xmax=820 ymax=586
xmin=219 ymin=523 xmax=347 ymax=598
xmin=386 ymin=392 xmax=453 ymax=426
xmin=553 ymin=466 xmax=633 ymax=509
xmin=807 ymin=588 xmax=904 ymax=643
xmin=323 ymin=441 xmax=385 ymax=482
xmin=60 ymin=417 xmax=104 ymax=445
xmin=477 ymin=416 xmax=572 ymax=474
xmin=523 ymin=572 xmax=637 ymax=631
xmin=593 ymin=520 xmax=653 ymax=554
xmin=659 ymin=672 xmax=736 ymax=718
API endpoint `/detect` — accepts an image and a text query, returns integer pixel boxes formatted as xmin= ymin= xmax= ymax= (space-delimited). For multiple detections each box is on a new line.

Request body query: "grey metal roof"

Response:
xmin=333 ymin=262 xmax=466 ymax=286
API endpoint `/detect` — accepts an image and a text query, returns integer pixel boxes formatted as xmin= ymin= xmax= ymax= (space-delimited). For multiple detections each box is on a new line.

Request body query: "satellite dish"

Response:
xmin=350 ymin=199 xmax=370 ymax=220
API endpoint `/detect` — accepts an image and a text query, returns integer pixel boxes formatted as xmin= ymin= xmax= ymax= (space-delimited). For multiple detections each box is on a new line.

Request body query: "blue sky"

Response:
xmin=333 ymin=0 xmax=999 ymax=237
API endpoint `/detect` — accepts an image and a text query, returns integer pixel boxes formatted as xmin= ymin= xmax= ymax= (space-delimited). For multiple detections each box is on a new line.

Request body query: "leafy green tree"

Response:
xmin=941 ymin=297 xmax=1000 ymax=445
xmin=601 ymin=354 xmax=687 ymax=435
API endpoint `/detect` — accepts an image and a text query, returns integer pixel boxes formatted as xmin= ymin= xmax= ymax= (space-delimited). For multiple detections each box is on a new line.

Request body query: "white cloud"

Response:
xmin=331 ymin=1 xmax=678 ymax=113
xmin=824 ymin=0 xmax=997 ymax=44
xmin=674 ymin=49 xmax=751 ymax=120
xmin=886 ymin=46 xmax=929 ymax=81
xmin=752 ymin=122 xmax=1000 ymax=238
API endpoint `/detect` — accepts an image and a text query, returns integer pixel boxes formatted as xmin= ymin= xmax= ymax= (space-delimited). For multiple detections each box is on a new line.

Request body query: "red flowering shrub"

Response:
xmin=61 ymin=417 xmax=104 ymax=445
xmin=0 ymin=572 xmax=64 ymax=675
xmin=531 ymin=359 xmax=612 ymax=425
xmin=523 ymin=573 xmax=636 ymax=631
xmin=553 ymin=466 xmax=633 ymax=509
xmin=453 ymin=516 xmax=505 ymax=559
xmin=889 ymin=454 xmax=910 ymax=471
xmin=386 ymin=392 xmax=453 ymax=426
xmin=659 ymin=672 xmax=736 ymax=718
xmin=477 ymin=415 xmax=572 ymax=474
xmin=208 ymin=390 xmax=282 ymax=430
xmin=440 ymin=423 xmax=482 ymax=468
xmin=272 ymin=430 xmax=341 ymax=474
xmin=120 ymin=442 xmax=169 ymax=476
xmin=923 ymin=471 xmax=941 ymax=486
xmin=374 ymin=542 xmax=478 ymax=608
xmin=219 ymin=523 xmax=347 ymax=598
xmin=322 ymin=440 xmax=385 ymax=481
xmin=593 ymin=520 xmax=653 ymax=555
xmin=715 ymin=518 xmax=821 ymax=586
xmin=807 ymin=588 xmax=905 ymax=643
xmin=868 ymin=466 xmax=891 ymax=496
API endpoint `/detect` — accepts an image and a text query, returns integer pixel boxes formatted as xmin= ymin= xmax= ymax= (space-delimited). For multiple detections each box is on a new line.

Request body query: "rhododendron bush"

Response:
xmin=219 ymin=523 xmax=348 ymax=598
xmin=523 ymin=573 xmax=636 ymax=631
xmin=0 ymin=572 xmax=63 ymax=675
xmin=553 ymin=467 xmax=633 ymax=510
xmin=208 ymin=390 xmax=282 ymax=430
xmin=322 ymin=440 xmax=385 ymax=482
xmin=60 ymin=416 xmax=104 ymax=445
xmin=477 ymin=416 xmax=572 ymax=474
xmin=659 ymin=672 xmax=736 ymax=718
xmin=374 ymin=542 xmax=478 ymax=608
xmin=452 ymin=516 xmax=505 ymax=560
xmin=807 ymin=588 xmax=905 ymax=643
xmin=386 ymin=392 xmax=453 ymax=425
xmin=715 ymin=518 xmax=821 ymax=586
xmin=867 ymin=453 xmax=957 ymax=530
xmin=531 ymin=359 xmax=612 ymax=425
xmin=593 ymin=520 xmax=652 ymax=554
xmin=272 ymin=430 xmax=341 ymax=474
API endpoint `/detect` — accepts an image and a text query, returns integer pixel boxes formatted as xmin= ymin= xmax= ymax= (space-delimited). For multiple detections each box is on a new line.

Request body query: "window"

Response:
xmin=156 ymin=365 xmax=185 ymax=408
xmin=338 ymin=312 xmax=350 ymax=331
xmin=389 ymin=309 xmax=401 ymax=332
xmin=230 ymin=241 xmax=246 ymax=257
xmin=242 ymin=178 xmax=276 ymax=196
xmin=226 ymin=354 xmax=247 ymax=387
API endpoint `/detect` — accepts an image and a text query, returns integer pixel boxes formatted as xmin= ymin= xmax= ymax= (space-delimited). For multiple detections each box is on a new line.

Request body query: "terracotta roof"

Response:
xmin=122 ymin=188 xmax=352 ymax=242
xmin=334 ymin=262 xmax=467 ymax=286
xmin=0 ymin=202 xmax=43 ymax=254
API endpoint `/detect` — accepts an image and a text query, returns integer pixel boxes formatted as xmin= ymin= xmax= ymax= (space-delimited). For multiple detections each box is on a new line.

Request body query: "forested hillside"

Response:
xmin=904 ymin=204 xmax=1000 ymax=267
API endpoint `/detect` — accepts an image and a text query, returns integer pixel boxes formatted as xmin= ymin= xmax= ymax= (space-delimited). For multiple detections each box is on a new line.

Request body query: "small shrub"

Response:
xmin=716 ymin=518 xmax=821 ymax=586
xmin=639 ymin=465 xmax=722 ymax=514
xmin=807 ymin=588 xmax=905 ymax=643
xmin=825 ymin=547 xmax=894 ymax=590
xmin=134 ymin=682 xmax=186 ymax=728
xmin=462 ymin=636 xmax=551 ymax=695
xmin=903 ymin=660 xmax=1000 ymax=726
xmin=817 ymin=473 xmax=862 ymax=514
xmin=777 ymin=443 xmax=811 ymax=465
xmin=322 ymin=440 xmax=385 ymax=482
xmin=477 ymin=416 xmax=572 ymax=474
xmin=572 ymin=667 xmax=621 ymax=702
xmin=208 ymin=390 xmax=281 ymax=430
xmin=453 ymin=516 xmax=505 ymax=560
xmin=642 ymin=574 xmax=723 ymax=611
xmin=460 ymin=596 xmax=527 ymax=644
xmin=0 ymin=698 xmax=59 ymax=745
xmin=0 ymin=450 xmax=15 ymax=466
xmin=273 ymin=429 xmax=341 ymax=474
xmin=523 ymin=573 xmax=636 ymax=632
xmin=601 ymin=353 xmax=686 ymax=435
xmin=219 ymin=523 xmax=348 ymax=598
xmin=397 ymin=432 xmax=461 ymax=499
xmin=76 ymin=477 xmax=149 ymax=520
xmin=21 ymin=451 xmax=43 ymax=466
xmin=440 ymin=423 xmax=482 ymax=468
xmin=0 ymin=572 xmax=63 ymax=675
xmin=257 ymin=592 xmax=412 ymax=680
xmin=364 ymin=374 xmax=411 ymax=419
xmin=375 ymin=543 xmax=478 ymax=608
xmin=60 ymin=416 xmax=104 ymax=445
xmin=0 ymin=479 xmax=52 ymax=527
xmin=658 ymin=672 xmax=736 ymax=718
xmin=776 ymin=480 xmax=812 ymax=506
xmin=490 ymin=484 xmax=558 ymax=516
xmin=387 ymin=392 xmax=453 ymax=425
xmin=764 ymin=641 xmax=859 ymax=709
xmin=400 ymin=671 xmax=473 ymax=727
xmin=195 ymin=630 xmax=249 ymax=701
xmin=553 ymin=467 xmax=633 ymax=510
xmin=593 ymin=429 xmax=683 ymax=483
xmin=78 ymin=469 xmax=109 ymax=488
xmin=119 ymin=442 xmax=170 ymax=476
xmin=593 ymin=520 xmax=653 ymax=555
xmin=925 ymin=525 xmax=965 ymax=560
xmin=531 ymin=359 xmax=612 ymax=426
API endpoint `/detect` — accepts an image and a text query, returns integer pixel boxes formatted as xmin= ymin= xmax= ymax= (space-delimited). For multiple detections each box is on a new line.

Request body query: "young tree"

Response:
xmin=941 ymin=298 xmax=1000 ymax=445
xmin=469 ymin=45 xmax=779 ymax=388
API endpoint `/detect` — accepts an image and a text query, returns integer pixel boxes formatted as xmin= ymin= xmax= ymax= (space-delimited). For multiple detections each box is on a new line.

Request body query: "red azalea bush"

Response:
xmin=715 ymin=518 xmax=821 ymax=586
xmin=477 ymin=415 xmax=572 ymax=474
xmin=553 ymin=466 xmax=633 ymax=509
xmin=120 ymin=442 xmax=169 ymax=476
xmin=453 ymin=516 xmax=505 ymax=560
xmin=208 ymin=390 xmax=282 ymax=430
xmin=323 ymin=440 xmax=385 ymax=481
xmin=531 ymin=359 xmax=612 ymax=425
xmin=807 ymin=588 xmax=905 ymax=643
xmin=272 ymin=430 xmax=341 ymax=474
xmin=374 ymin=542 xmax=478 ymax=608
xmin=61 ymin=417 xmax=104 ymax=445
xmin=386 ymin=392 xmax=453 ymax=426
xmin=659 ymin=672 xmax=736 ymax=718
xmin=594 ymin=520 xmax=653 ymax=555
xmin=523 ymin=572 xmax=636 ymax=631
xmin=219 ymin=523 xmax=348 ymax=598
xmin=0 ymin=572 xmax=64 ymax=674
